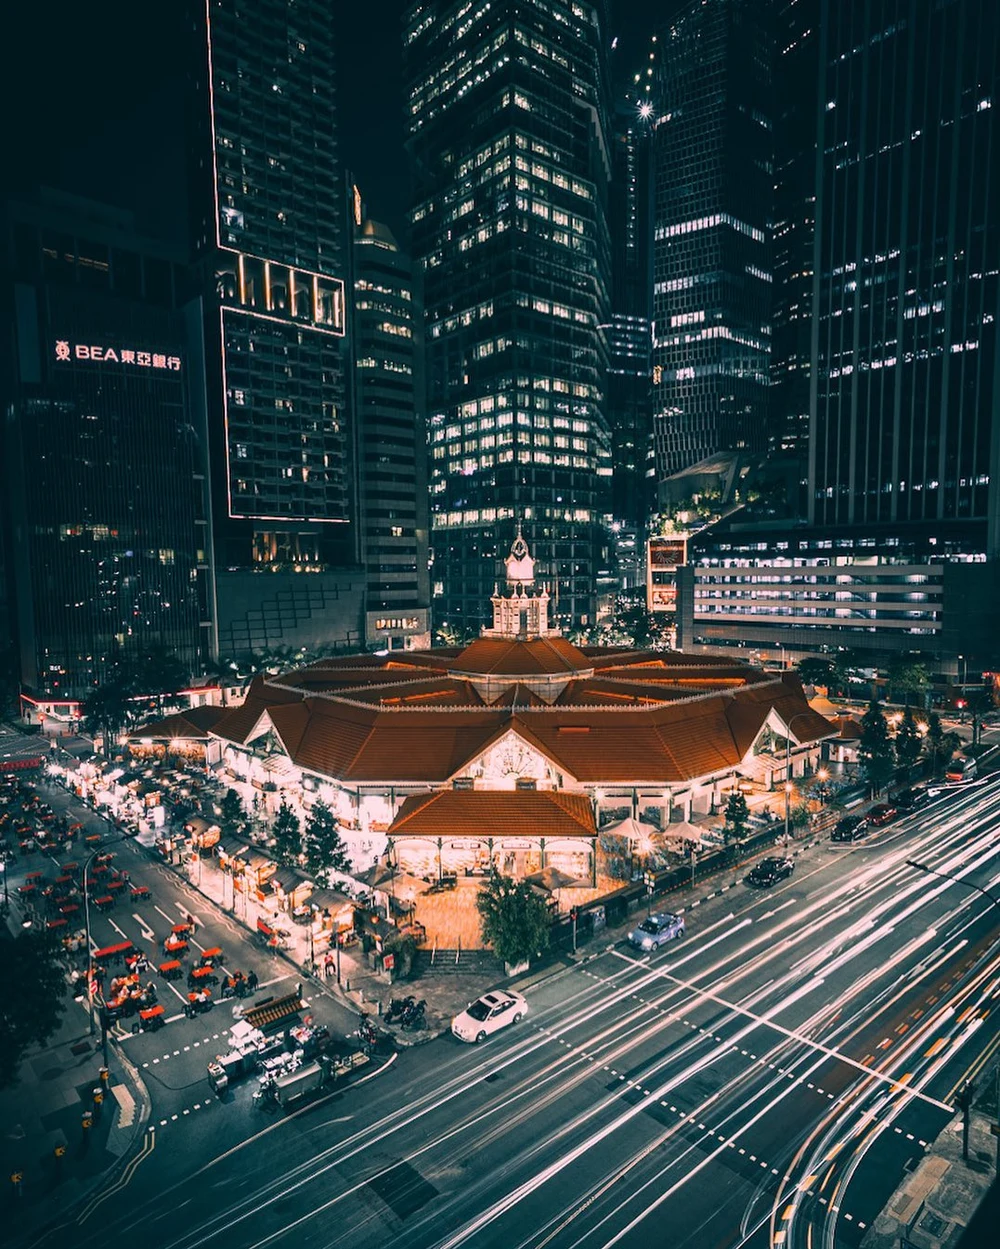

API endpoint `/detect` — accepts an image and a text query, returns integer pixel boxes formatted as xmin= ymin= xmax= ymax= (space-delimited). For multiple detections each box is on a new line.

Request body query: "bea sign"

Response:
xmin=55 ymin=341 xmax=181 ymax=371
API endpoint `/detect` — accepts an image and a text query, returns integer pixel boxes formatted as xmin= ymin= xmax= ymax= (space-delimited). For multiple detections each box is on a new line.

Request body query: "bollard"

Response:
xmin=10 ymin=1171 xmax=23 ymax=1197
xmin=377 ymin=1000 xmax=382 ymax=1016
xmin=99 ymin=1066 xmax=109 ymax=1085
xmin=92 ymin=1087 xmax=103 ymax=1110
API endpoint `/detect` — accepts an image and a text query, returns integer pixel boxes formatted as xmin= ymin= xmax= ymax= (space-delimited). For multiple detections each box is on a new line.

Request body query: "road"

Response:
xmin=4 ymin=775 xmax=367 ymax=1223
xmin=17 ymin=771 xmax=999 ymax=1249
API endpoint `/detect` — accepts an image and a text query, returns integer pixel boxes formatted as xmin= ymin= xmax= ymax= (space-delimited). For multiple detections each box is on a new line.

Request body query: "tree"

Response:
xmin=796 ymin=658 xmax=834 ymax=687
xmin=887 ymin=657 xmax=931 ymax=708
xmin=135 ymin=645 xmax=188 ymax=712
xmin=893 ymin=707 xmax=922 ymax=773
xmin=82 ymin=677 xmax=136 ymax=749
xmin=0 ymin=931 xmax=68 ymax=1088
xmin=271 ymin=800 xmax=302 ymax=867
xmin=830 ymin=649 xmax=867 ymax=697
xmin=303 ymin=799 xmax=351 ymax=879
xmin=723 ymin=790 xmax=750 ymax=847
xmin=967 ymin=688 xmax=995 ymax=748
xmin=858 ymin=699 xmax=895 ymax=795
xmin=219 ymin=788 xmax=248 ymax=840
xmin=925 ymin=713 xmax=962 ymax=773
xmin=476 ymin=873 xmax=550 ymax=969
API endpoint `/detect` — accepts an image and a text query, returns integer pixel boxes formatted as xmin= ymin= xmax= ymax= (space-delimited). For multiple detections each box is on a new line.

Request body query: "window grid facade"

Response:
xmin=405 ymin=0 xmax=613 ymax=633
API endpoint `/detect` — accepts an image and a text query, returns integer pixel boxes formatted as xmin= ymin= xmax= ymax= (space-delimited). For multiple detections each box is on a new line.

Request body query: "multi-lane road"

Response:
xmin=24 ymin=773 xmax=1000 ymax=1249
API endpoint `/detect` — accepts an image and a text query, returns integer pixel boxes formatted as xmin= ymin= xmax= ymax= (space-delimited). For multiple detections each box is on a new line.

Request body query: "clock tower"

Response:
xmin=483 ymin=527 xmax=559 ymax=641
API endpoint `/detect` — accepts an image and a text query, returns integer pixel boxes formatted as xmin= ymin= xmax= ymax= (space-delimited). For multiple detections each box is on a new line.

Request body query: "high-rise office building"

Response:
xmin=604 ymin=96 xmax=654 ymax=531
xmin=771 ymin=0 xmax=819 ymax=466
xmin=189 ymin=0 xmax=350 ymax=573
xmin=0 ymin=190 xmax=213 ymax=708
xmin=649 ymin=0 xmax=774 ymax=484
xmin=351 ymin=208 xmax=431 ymax=650
xmin=404 ymin=0 xmax=613 ymax=636
xmin=809 ymin=0 xmax=999 ymax=543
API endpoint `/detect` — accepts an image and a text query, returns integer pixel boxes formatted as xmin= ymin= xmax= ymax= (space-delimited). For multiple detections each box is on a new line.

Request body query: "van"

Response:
xmin=945 ymin=756 xmax=977 ymax=783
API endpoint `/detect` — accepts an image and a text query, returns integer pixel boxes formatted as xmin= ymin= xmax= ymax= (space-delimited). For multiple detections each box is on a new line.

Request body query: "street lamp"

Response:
xmin=784 ymin=712 xmax=819 ymax=848
xmin=905 ymin=859 xmax=1000 ymax=910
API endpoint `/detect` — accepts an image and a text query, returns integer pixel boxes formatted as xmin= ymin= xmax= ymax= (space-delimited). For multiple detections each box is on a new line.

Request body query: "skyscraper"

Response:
xmin=604 ymin=96 xmax=654 ymax=530
xmin=404 ymin=0 xmax=613 ymax=636
xmin=771 ymin=0 xmax=819 ymax=466
xmin=0 ymin=190 xmax=212 ymax=707
xmin=350 ymin=208 xmax=431 ymax=650
xmin=649 ymin=0 xmax=774 ymax=484
xmin=189 ymin=0 xmax=350 ymax=573
xmin=809 ymin=0 xmax=999 ymax=542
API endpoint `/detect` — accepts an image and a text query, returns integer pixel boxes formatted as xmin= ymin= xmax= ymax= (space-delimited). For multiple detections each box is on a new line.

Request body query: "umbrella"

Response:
xmin=354 ymin=860 xmax=397 ymax=890
xmin=662 ymin=820 xmax=705 ymax=846
xmin=524 ymin=866 xmax=587 ymax=892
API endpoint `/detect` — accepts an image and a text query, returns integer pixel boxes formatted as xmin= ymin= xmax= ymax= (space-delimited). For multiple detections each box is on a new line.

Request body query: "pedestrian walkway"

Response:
xmin=0 ymin=992 xmax=148 ymax=1241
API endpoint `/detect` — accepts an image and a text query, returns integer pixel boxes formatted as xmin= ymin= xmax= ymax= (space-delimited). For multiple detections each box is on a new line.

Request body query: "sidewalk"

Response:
xmin=862 ymin=1110 xmax=997 ymax=1249
xmin=0 ymin=986 xmax=149 ymax=1242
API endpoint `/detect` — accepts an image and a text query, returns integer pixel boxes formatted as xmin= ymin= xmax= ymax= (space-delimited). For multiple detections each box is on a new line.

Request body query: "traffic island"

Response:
xmin=862 ymin=1110 xmax=997 ymax=1249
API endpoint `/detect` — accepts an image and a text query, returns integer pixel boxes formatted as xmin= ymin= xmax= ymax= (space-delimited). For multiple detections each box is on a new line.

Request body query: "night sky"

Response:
xmin=3 ymin=2 xmax=657 ymax=250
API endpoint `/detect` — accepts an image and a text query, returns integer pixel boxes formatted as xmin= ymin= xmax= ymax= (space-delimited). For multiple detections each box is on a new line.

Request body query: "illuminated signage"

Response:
xmin=55 ymin=341 xmax=182 ymax=371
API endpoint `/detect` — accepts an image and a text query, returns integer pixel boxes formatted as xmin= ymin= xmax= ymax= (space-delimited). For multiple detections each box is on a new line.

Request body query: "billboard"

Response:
xmin=647 ymin=537 xmax=687 ymax=612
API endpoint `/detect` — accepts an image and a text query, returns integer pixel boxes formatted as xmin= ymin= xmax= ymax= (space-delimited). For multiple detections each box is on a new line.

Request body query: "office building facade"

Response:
xmin=189 ymin=0 xmax=350 ymax=573
xmin=649 ymin=0 xmax=774 ymax=483
xmin=604 ymin=98 xmax=654 ymax=530
xmin=404 ymin=0 xmax=614 ymax=636
xmin=351 ymin=212 xmax=431 ymax=650
xmin=809 ymin=0 xmax=999 ymax=539
xmin=0 ymin=191 xmax=213 ymax=705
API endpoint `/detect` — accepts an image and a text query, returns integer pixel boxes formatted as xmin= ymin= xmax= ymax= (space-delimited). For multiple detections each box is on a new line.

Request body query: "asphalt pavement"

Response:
xmin=9 ymin=767 xmax=1000 ymax=1249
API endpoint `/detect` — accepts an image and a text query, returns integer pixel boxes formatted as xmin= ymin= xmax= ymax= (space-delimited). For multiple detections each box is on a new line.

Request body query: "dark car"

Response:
xmin=869 ymin=803 xmax=898 ymax=826
xmin=893 ymin=787 xmax=930 ymax=812
xmin=746 ymin=856 xmax=795 ymax=887
xmin=831 ymin=814 xmax=870 ymax=843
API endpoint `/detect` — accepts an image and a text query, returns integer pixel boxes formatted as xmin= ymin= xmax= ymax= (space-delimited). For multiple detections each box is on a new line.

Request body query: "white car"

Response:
xmin=452 ymin=990 xmax=528 ymax=1043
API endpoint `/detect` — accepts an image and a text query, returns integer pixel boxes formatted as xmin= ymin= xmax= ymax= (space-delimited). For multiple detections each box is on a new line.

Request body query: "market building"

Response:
xmin=190 ymin=536 xmax=834 ymax=891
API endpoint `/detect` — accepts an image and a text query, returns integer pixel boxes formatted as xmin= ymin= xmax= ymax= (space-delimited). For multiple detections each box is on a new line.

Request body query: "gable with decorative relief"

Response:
xmin=455 ymin=729 xmax=565 ymax=789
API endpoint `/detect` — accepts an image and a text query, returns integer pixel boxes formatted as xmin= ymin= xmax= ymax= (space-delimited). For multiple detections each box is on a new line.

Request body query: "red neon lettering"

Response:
xmin=75 ymin=345 xmax=90 ymax=359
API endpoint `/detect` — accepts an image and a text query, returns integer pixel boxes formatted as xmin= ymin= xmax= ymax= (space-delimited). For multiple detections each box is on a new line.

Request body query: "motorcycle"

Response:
xmin=357 ymin=1013 xmax=378 ymax=1054
xmin=385 ymin=995 xmax=414 ymax=1024
xmin=400 ymin=999 xmax=426 ymax=1031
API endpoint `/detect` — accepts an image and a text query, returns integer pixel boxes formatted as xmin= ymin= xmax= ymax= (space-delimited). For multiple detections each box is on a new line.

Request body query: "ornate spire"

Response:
xmin=483 ymin=527 xmax=558 ymax=640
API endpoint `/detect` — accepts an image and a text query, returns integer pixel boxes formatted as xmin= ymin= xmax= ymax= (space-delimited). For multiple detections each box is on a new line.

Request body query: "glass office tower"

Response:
xmin=0 ymin=191 xmax=212 ymax=700
xmin=189 ymin=0 xmax=350 ymax=571
xmin=650 ymin=0 xmax=774 ymax=483
xmin=809 ymin=0 xmax=999 ymax=541
xmin=351 ymin=212 xmax=431 ymax=650
xmin=404 ymin=0 xmax=613 ymax=635
xmin=604 ymin=97 xmax=654 ymax=530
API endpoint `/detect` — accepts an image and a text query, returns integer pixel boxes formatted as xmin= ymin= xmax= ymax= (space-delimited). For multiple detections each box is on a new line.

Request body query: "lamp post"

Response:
xmin=904 ymin=859 xmax=1000 ymax=910
xmin=784 ymin=712 xmax=818 ymax=848
xmin=80 ymin=848 xmax=110 ymax=1063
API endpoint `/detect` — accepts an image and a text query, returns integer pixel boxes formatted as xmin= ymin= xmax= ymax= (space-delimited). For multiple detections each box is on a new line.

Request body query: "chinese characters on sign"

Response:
xmin=54 ymin=341 xmax=181 ymax=371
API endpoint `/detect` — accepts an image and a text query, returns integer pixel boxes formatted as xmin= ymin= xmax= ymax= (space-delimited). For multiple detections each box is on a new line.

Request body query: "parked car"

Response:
xmin=627 ymin=912 xmax=685 ymax=951
xmin=831 ymin=814 xmax=870 ymax=843
xmin=893 ymin=787 xmax=930 ymax=812
xmin=945 ymin=756 xmax=978 ymax=783
xmin=746 ymin=856 xmax=795 ymax=887
xmin=868 ymin=803 xmax=898 ymax=826
xmin=452 ymin=990 xmax=528 ymax=1043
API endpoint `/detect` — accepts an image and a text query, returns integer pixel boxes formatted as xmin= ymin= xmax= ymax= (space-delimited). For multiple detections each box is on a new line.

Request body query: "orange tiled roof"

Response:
xmin=129 ymin=705 xmax=226 ymax=741
xmin=452 ymin=636 xmax=590 ymax=675
xmin=207 ymin=647 xmax=836 ymax=787
xmin=388 ymin=789 xmax=595 ymax=840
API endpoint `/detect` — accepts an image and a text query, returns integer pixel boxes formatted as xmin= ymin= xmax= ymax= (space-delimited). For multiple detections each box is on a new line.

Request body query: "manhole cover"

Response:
xmin=919 ymin=1212 xmax=947 ymax=1237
